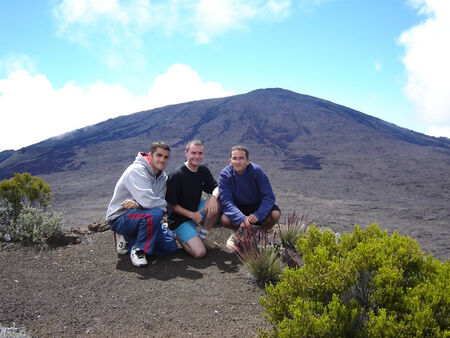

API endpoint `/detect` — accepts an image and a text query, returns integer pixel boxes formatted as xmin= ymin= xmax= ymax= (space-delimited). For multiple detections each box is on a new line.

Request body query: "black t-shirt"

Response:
xmin=165 ymin=164 xmax=217 ymax=230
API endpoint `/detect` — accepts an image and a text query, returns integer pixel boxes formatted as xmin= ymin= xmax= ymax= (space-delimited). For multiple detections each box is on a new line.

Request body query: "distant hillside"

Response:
xmin=1 ymin=88 xmax=449 ymax=259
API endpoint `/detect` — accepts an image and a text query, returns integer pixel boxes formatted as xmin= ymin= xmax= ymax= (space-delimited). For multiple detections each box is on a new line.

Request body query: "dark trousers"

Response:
xmin=110 ymin=208 xmax=177 ymax=256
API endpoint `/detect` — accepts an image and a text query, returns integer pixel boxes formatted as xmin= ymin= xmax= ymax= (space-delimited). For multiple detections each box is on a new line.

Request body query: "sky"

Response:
xmin=1 ymin=0 xmax=450 ymax=151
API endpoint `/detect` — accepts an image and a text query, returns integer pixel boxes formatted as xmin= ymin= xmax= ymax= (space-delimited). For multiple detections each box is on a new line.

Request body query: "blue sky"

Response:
xmin=1 ymin=0 xmax=449 ymax=151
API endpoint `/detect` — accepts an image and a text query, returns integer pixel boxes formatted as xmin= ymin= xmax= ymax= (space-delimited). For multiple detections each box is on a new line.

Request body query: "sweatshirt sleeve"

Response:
xmin=252 ymin=167 xmax=275 ymax=222
xmin=218 ymin=167 xmax=246 ymax=226
xmin=124 ymin=165 xmax=167 ymax=210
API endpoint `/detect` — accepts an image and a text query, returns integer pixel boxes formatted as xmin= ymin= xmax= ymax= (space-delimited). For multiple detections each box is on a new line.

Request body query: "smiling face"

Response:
xmin=185 ymin=143 xmax=204 ymax=170
xmin=148 ymin=147 xmax=170 ymax=175
xmin=230 ymin=149 xmax=250 ymax=175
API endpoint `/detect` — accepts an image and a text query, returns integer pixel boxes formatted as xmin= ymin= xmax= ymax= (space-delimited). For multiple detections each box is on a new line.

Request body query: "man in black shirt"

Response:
xmin=166 ymin=140 xmax=220 ymax=258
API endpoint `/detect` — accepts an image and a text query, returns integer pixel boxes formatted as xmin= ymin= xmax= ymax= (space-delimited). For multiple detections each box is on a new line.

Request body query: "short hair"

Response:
xmin=231 ymin=145 xmax=249 ymax=159
xmin=185 ymin=139 xmax=204 ymax=152
xmin=150 ymin=141 xmax=170 ymax=154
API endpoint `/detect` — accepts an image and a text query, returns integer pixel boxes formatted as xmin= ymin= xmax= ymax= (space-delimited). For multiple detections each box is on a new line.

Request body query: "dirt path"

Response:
xmin=0 ymin=227 xmax=271 ymax=337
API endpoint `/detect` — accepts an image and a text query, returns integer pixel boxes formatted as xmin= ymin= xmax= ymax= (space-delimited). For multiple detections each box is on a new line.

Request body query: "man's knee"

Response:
xmin=220 ymin=214 xmax=237 ymax=229
xmin=271 ymin=209 xmax=281 ymax=223
xmin=187 ymin=237 xmax=206 ymax=258
xmin=192 ymin=246 xmax=206 ymax=258
xmin=262 ymin=210 xmax=280 ymax=230
xmin=221 ymin=213 xmax=231 ymax=225
xmin=144 ymin=208 xmax=163 ymax=223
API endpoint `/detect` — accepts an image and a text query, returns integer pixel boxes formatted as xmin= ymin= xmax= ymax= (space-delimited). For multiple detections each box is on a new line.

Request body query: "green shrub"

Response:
xmin=0 ymin=200 xmax=14 ymax=236
xmin=0 ymin=172 xmax=52 ymax=220
xmin=0 ymin=173 xmax=62 ymax=244
xmin=6 ymin=206 xmax=63 ymax=244
xmin=260 ymin=224 xmax=450 ymax=337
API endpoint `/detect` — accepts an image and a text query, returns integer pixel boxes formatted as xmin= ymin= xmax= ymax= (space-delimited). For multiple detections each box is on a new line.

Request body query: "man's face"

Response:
xmin=149 ymin=147 xmax=170 ymax=174
xmin=230 ymin=149 xmax=250 ymax=174
xmin=185 ymin=144 xmax=204 ymax=168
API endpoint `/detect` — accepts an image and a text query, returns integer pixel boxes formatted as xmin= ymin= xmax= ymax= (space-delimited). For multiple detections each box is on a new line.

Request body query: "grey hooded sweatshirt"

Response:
xmin=106 ymin=152 xmax=168 ymax=222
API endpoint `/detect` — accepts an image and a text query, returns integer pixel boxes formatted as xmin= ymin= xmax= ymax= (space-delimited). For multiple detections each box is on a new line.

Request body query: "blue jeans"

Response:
xmin=110 ymin=208 xmax=177 ymax=256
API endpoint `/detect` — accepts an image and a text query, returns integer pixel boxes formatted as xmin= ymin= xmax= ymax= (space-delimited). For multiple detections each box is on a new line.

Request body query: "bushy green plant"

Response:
xmin=0 ymin=172 xmax=52 ymax=220
xmin=236 ymin=228 xmax=284 ymax=287
xmin=0 ymin=173 xmax=62 ymax=244
xmin=7 ymin=206 xmax=63 ymax=244
xmin=260 ymin=224 xmax=450 ymax=337
xmin=0 ymin=200 xmax=14 ymax=236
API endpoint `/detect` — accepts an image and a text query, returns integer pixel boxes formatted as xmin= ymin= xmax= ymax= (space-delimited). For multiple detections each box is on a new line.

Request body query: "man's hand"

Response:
xmin=204 ymin=196 xmax=219 ymax=215
xmin=191 ymin=209 xmax=205 ymax=226
xmin=240 ymin=218 xmax=252 ymax=229
xmin=247 ymin=213 xmax=259 ymax=224
xmin=120 ymin=199 xmax=138 ymax=209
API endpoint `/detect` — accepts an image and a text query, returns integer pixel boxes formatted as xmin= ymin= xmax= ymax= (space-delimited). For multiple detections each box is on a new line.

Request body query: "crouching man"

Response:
xmin=106 ymin=141 xmax=178 ymax=267
xmin=165 ymin=140 xmax=220 ymax=258
xmin=219 ymin=145 xmax=280 ymax=251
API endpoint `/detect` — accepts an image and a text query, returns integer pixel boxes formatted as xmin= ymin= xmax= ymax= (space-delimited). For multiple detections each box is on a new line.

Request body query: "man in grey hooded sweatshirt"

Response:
xmin=106 ymin=141 xmax=177 ymax=267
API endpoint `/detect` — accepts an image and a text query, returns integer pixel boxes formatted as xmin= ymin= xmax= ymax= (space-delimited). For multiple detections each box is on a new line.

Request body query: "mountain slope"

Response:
xmin=1 ymin=88 xmax=449 ymax=259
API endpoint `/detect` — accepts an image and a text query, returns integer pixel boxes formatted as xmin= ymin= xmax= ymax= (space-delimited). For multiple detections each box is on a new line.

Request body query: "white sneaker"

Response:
xmin=130 ymin=247 xmax=148 ymax=267
xmin=114 ymin=232 xmax=128 ymax=255
xmin=226 ymin=233 xmax=239 ymax=251
xmin=198 ymin=228 xmax=208 ymax=239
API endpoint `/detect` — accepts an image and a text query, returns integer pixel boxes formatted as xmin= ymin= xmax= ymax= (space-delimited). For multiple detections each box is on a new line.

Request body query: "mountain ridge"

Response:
xmin=1 ymin=88 xmax=449 ymax=178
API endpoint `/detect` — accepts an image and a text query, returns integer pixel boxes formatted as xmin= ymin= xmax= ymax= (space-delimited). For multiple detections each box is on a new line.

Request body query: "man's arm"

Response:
xmin=218 ymin=168 xmax=246 ymax=226
xmin=168 ymin=203 xmax=204 ymax=226
xmin=252 ymin=168 xmax=275 ymax=222
xmin=124 ymin=167 xmax=166 ymax=210
xmin=204 ymin=186 xmax=219 ymax=215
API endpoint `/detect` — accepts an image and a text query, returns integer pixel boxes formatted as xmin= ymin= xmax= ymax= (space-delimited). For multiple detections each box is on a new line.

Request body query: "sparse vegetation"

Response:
xmin=277 ymin=211 xmax=309 ymax=249
xmin=235 ymin=227 xmax=284 ymax=287
xmin=235 ymin=212 xmax=310 ymax=286
xmin=260 ymin=224 xmax=450 ymax=337
xmin=0 ymin=173 xmax=62 ymax=244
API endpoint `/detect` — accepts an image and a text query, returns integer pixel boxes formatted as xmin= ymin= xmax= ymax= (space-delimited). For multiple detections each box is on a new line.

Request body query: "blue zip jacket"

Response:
xmin=218 ymin=162 xmax=275 ymax=226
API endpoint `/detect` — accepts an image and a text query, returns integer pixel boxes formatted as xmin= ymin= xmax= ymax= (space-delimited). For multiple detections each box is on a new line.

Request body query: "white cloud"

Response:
xmin=426 ymin=125 xmax=450 ymax=138
xmin=53 ymin=0 xmax=292 ymax=47
xmin=0 ymin=64 xmax=234 ymax=151
xmin=399 ymin=0 xmax=450 ymax=137
xmin=147 ymin=64 xmax=235 ymax=106
xmin=192 ymin=0 xmax=291 ymax=43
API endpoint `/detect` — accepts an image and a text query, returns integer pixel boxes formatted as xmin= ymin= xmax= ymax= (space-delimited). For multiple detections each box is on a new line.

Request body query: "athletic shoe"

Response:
xmin=198 ymin=228 xmax=208 ymax=239
xmin=114 ymin=232 xmax=128 ymax=255
xmin=226 ymin=233 xmax=239 ymax=251
xmin=130 ymin=247 xmax=148 ymax=267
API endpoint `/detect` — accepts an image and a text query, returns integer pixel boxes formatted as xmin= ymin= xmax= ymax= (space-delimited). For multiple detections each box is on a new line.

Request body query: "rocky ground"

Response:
xmin=0 ymin=226 xmax=272 ymax=337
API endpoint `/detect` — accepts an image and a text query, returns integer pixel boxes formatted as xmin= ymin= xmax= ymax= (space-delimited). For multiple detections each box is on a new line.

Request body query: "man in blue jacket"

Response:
xmin=218 ymin=145 xmax=280 ymax=250
xmin=106 ymin=141 xmax=178 ymax=267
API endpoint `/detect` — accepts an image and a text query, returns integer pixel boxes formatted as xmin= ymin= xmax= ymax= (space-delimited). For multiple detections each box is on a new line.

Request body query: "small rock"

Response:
xmin=88 ymin=221 xmax=110 ymax=232
xmin=47 ymin=230 xmax=81 ymax=247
